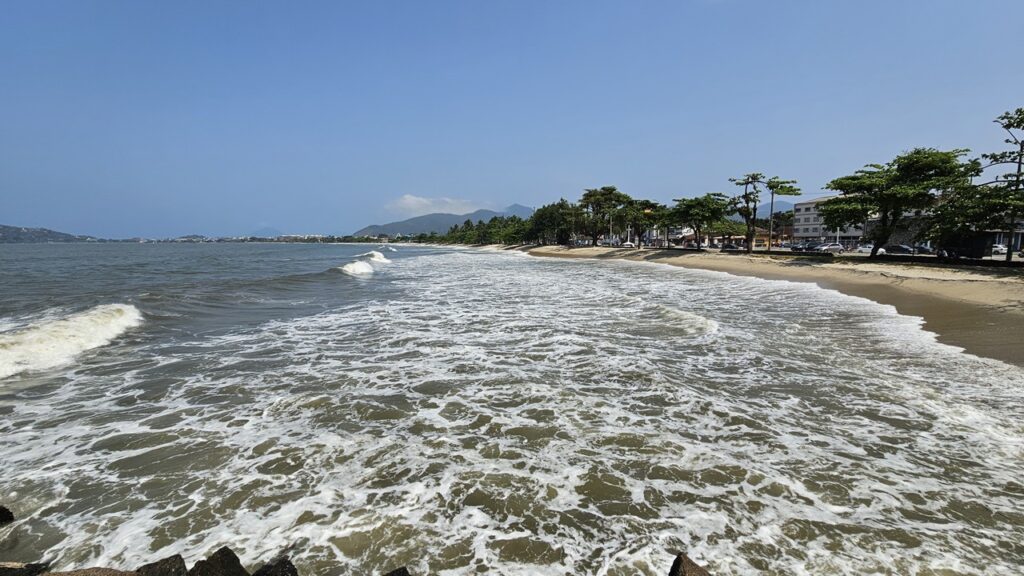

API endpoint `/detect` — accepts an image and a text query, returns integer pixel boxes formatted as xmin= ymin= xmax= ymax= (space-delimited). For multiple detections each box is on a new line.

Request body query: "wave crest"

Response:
xmin=356 ymin=250 xmax=391 ymax=263
xmin=340 ymin=261 xmax=375 ymax=277
xmin=0 ymin=304 xmax=143 ymax=379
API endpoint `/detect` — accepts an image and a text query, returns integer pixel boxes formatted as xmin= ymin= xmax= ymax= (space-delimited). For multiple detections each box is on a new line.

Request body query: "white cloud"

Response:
xmin=384 ymin=194 xmax=483 ymax=217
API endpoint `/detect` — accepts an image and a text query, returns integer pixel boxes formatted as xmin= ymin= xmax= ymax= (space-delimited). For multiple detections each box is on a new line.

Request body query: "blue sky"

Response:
xmin=2 ymin=0 xmax=1022 ymax=238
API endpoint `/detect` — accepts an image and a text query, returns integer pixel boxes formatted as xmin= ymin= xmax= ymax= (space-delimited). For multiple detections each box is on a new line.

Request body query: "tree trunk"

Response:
xmin=768 ymin=191 xmax=776 ymax=253
xmin=1007 ymin=211 xmax=1017 ymax=262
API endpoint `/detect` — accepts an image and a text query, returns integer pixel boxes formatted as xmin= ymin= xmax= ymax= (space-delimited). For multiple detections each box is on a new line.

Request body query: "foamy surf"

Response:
xmin=0 ymin=304 xmax=143 ymax=379
xmin=3 ymin=245 xmax=1024 ymax=575
xmin=356 ymin=250 xmax=391 ymax=263
xmin=340 ymin=261 xmax=375 ymax=277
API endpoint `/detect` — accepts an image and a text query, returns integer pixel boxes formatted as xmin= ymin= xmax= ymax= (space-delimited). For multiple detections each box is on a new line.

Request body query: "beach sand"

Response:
xmin=526 ymin=245 xmax=1024 ymax=367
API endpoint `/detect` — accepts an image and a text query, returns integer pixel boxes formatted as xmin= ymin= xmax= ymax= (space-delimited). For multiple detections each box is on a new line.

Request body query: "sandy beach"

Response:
xmin=527 ymin=245 xmax=1024 ymax=366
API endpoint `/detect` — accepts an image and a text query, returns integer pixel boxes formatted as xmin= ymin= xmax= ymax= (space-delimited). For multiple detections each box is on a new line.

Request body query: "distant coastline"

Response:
xmin=0 ymin=224 xmax=388 ymax=244
xmin=525 ymin=245 xmax=1024 ymax=367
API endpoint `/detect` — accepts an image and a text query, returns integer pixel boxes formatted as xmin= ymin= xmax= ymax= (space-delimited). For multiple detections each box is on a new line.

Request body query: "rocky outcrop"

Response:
xmin=0 ymin=564 xmax=50 ymax=576
xmin=668 ymin=553 xmax=711 ymax=576
xmin=47 ymin=565 xmax=134 ymax=569
xmin=0 ymin=505 xmax=14 ymax=525
xmin=187 ymin=548 xmax=248 ymax=576
xmin=0 ymin=545 xmax=707 ymax=575
xmin=137 ymin=555 xmax=187 ymax=576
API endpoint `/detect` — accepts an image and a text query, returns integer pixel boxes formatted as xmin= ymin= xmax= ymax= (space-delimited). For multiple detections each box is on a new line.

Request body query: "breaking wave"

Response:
xmin=339 ymin=261 xmax=375 ymax=277
xmin=2 ymin=246 xmax=1024 ymax=575
xmin=356 ymin=250 xmax=391 ymax=263
xmin=0 ymin=304 xmax=143 ymax=379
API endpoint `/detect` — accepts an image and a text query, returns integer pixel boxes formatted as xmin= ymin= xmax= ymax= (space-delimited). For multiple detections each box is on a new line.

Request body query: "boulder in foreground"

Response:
xmin=47 ymin=565 xmax=134 ymax=569
xmin=187 ymin=547 xmax=248 ymax=576
xmin=137 ymin=555 xmax=187 ymax=576
xmin=0 ymin=506 xmax=14 ymax=525
xmin=0 ymin=563 xmax=50 ymax=576
xmin=668 ymin=553 xmax=710 ymax=576
xmin=381 ymin=569 xmax=411 ymax=576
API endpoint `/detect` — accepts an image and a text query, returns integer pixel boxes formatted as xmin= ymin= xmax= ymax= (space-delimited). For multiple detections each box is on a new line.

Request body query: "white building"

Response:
xmin=792 ymin=196 xmax=862 ymax=245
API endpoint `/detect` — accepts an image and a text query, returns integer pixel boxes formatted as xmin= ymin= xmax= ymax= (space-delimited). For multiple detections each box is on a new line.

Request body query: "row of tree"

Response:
xmin=819 ymin=108 xmax=1023 ymax=260
xmin=417 ymin=107 xmax=1023 ymax=260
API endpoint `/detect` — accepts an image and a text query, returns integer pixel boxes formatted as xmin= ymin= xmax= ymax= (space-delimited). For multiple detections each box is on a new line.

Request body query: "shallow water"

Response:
xmin=1 ymin=243 xmax=1022 ymax=575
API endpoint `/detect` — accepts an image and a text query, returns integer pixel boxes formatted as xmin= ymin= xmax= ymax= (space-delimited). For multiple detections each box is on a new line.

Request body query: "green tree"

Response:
xmin=580 ymin=186 xmax=631 ymax=246
xmin=709 ymin=218 xmax=745 ymax=244
xmin=623 ymin=199 xmax=665 ymax=248
xmin=728 ymin=174 xmax=798 ymax=252
xmin=820 ymin=148 xmax=979 ymax=257
xmin=981 ymin=108 xmax=1024 ymax=261
xmin=765 ymin=177 xmax=801 ymax=248
xmin=528 ymin=200 xmax=574 ymax=245
xmin=670 ymin=193 xmax=731 ymax=248
xmin=728 ymin=173 xmax=765 ymax=252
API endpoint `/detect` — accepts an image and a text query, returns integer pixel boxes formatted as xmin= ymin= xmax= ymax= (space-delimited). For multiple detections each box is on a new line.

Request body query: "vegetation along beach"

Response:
xmin=3 ymin=2 xmax=1024 ymax=575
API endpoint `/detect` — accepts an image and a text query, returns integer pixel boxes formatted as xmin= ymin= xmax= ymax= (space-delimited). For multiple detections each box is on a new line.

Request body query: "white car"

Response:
xmin=992 ymin=244 xmax=1008 ymax=255
xmin=621 ymin=242 xmax=636 ymax=248
xmin=855 ymin=245 xmax=885 ymax=255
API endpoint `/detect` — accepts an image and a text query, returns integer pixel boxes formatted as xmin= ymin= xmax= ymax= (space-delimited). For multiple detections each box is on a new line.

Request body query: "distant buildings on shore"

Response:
xmin=792 ymin=196 xmax=861 ymax=245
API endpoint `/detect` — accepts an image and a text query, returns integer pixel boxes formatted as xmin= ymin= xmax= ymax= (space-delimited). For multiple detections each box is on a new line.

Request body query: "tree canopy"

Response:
xmin=820 ymin=148 xmax=980 ymax=256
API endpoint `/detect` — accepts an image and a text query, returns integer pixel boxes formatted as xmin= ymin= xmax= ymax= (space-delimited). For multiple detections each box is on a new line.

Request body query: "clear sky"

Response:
xmin=2 ymin=0 xmax=1022 ymax=238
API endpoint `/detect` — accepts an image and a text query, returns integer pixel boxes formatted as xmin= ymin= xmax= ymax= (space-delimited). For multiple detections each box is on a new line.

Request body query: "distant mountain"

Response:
xmin=728 ymin=200 xmax=797 ymax=222
xmin=354 ymin=204 xmax=535 ymax=237
xmin=758 ymin=199 xmax=795 ymax=217
xmin=250 ymin=227 xmax=283 ymax=238
xmin=0 ymin=224 xmax=97 ymax=243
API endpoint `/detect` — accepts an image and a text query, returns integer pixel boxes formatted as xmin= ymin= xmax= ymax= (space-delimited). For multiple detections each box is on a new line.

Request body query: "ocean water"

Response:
xmin=1 ymin=243 xmax=1022 ymax=575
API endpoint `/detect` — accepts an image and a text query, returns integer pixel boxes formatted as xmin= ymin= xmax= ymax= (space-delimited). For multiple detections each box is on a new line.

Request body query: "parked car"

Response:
xmin=912 ymin=245 xmax=934 ymax=255
xmin=816 ymin=242 xmax=845 ymax=253
xmin=992 ymin=244 xmax=1008 ymax=255
xmin=621 ymin=241 xmax=635 ymax=248
xmin=790 ymin=242 xmax=805 ymax=251
xmin=854 ymin=244 xmax=885 ymax=254
xmin=721 ymin=243 xmax=742 ymax=250
xmin=802 ymin=242 xmax=824 ymax=252
xmin=882 ymin=244 xmax=915 ymax=254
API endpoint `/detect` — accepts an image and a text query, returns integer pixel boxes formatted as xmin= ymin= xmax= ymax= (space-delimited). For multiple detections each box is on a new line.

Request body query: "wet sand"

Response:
xmin=526 ymin=246 xmax=1024 ymax=367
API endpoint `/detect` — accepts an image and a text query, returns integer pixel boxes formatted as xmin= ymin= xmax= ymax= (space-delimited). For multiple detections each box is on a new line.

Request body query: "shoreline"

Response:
xmin=525 ymin=246 xmax=1024 ymax=367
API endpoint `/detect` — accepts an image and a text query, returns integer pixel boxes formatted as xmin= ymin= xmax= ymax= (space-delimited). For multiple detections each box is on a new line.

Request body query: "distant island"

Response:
xmin=0 ymin=205 xmax=537 ymax=244
xmin=0 ymin=224 xmax=101 ymax=243
xmin=353 ymin=204 xmax=535 ymax=237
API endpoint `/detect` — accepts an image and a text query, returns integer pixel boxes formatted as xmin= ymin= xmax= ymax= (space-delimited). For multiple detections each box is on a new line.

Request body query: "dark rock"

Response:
xmin=668 ymin=553 xmax=710 ymax=576
xmin=381 ymin=569 xmax=410 ymax=576
xmin=48 ymin=565 xmax=136 ymax=569
xmin=250 ymin=557 xmax=296 ymax=576
xmin=0 ymin=506 xmax=13 ymax=524
xmin=0 ymin=563 xmax=50 ymax=576
xmin=137 ymin=555 xmax=187 ymax=576
xmin=187 ymin=547 xmax=248 ymax=576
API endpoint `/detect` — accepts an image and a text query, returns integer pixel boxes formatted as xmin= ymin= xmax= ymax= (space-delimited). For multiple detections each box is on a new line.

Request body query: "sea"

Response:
xmin=1 ymin=243 xmax=1022 ymax=575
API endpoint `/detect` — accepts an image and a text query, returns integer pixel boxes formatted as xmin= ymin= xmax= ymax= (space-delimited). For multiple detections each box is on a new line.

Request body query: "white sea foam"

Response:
xmin=356 ymin=250 xmax=391 ymax=263
xmin=0 ymin=304 xmax=143 ymax=379
xmin=2 ymin=248 xmax=1023 ymax=575
xmin=339 ymin=261 xmax=375 ymax=276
